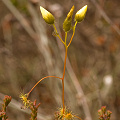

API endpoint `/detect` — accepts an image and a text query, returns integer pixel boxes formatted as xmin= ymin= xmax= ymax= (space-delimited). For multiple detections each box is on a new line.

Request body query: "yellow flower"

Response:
xmin=55 ymin=107 xmax=75 ymax=119
xmin=75 ymin=5 xmax=87 ymax=23
xmin=40 ymin=6 xmax=55 ymax=24
xmin=63 ymin=5 xmax=74 ymax=32
xmin=65 ymin=113 xmax=73 ymax=119
xmin=19 ymin=93 xmax=31 ymax=108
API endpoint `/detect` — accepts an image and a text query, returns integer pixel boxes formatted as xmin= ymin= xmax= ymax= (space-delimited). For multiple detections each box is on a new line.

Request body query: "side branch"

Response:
xmin=28 ymin=76 xmax=62 ymax=97
xmin=74 ymin=115 xmax=82 ymax=120
xmin=53 ymin=24 xmax=65 ymax=45
xmin=67 ymin=21 xmax=77 ymax=48
xmin=67 ymin=32 xmax=75 ymax=48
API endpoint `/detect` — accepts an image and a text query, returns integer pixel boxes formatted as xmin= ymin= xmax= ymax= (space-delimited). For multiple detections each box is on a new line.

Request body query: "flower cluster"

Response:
xmin=30 ymin=100 xmax=41 ymax=120
xmin=40 ymin=5 xmax=87 ymax=28
xmin=20 ymin=93 xmax=41 ymax=120
xmin=19 ymin=93 xmax=32 ymax=109
xmin=0 ymin=95 xmax=12 ymax=120
xmin=98 ymin=106 xmax=112 ymax=120
xmin=55 ymin=107 xmax=74 ymax=120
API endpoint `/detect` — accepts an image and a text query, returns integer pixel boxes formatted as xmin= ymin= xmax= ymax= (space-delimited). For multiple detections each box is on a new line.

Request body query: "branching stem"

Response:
xmin=28 ymin=76 xmax=62 ymax=97
xmin=53 ymin=24 xmax=76 ymax=117
xmin=53 ymin=24 xmax=65 ymax=45
xmin=27 ymin=22 xmax=76 ymax=119
xmin=67 ymin=21 xmax=77 ymax=47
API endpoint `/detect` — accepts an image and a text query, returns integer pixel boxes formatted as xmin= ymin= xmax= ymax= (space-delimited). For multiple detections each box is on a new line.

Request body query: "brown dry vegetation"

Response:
xmin=0 ymin=0 xmax=120 ymax=120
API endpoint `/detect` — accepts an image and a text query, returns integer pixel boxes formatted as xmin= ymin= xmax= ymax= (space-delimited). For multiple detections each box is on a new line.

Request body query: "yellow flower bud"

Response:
xmin=40 ymin=6 xmax=55 ymax=24
xmin=63 ymin=5 xmax=74 ymax=32
xmin=75 ymin=5 xmax=87 ymax=23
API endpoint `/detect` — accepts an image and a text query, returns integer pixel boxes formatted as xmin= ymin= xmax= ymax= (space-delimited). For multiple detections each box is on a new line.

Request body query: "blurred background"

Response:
xmin=0 ymin=0 xmax=120 ymax=120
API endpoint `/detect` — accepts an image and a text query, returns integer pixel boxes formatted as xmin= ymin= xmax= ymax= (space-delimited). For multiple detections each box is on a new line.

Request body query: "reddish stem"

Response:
xmin=62 ymin=46 xmax=68 ymax=115
xmin=28 ymin=76 xmax=62 ymax=97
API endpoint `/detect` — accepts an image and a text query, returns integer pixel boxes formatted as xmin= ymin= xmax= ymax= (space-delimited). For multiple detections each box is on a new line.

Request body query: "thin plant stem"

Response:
xmin=74 ymin=115 xmax=82 ymax=120
xmin=62 ymin=46 xmax=68 ymax=115
xmin=65 ymin=32 xmax=67 ymax=45
xmin=62 ymin=47 xmax=68 ymax=81
xmin=53 ymin=24 xmax=65 ymax=45
xmin=67 ymin=32 xmax=74 ymax=48
xmin=28 ymin=76 xmax=62 ymax=97
xmin=53 ymin=24 xmax=76 ymax=116
xmin=67 ymin=21 xmax=77 ymax=47
xmin=53 ymin=25 xmax=68 ymax=116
